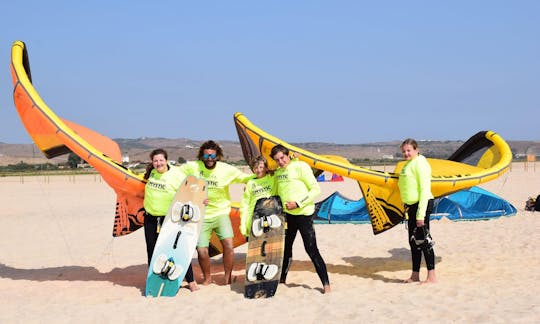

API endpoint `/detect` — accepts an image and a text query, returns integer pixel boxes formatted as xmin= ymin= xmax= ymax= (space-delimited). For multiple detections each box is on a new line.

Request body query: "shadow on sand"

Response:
xmin=209 ymin=248 xmax=442 ymax=295
xmin=0 ymin=262 xmax=147 ymax=291
xmin=287 ymin=247 xmax=442 ymax=284
xmin=1 ymin=248 xmax=442 ymax=296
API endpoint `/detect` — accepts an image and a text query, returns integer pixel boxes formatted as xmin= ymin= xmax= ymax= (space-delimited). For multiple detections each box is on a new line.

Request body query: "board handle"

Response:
xmin=173 ymin=230 xmax=182 ymax=249
xmin=260 ymin=240 xmax=267 ymax=256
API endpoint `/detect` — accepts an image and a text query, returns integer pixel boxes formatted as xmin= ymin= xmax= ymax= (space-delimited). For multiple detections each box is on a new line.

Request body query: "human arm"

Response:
xmin=239 ymin=185 xmax=253 ymax=237
xmin=232 ymin=166 xmax=256 ymax=184
xmin=415 ymin=157 xmax=433 ymax=224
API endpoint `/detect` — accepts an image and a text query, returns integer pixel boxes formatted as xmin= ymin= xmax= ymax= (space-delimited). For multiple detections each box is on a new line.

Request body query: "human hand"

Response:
xmin=240 ymin=224 xmax=250 ymax=237
xmin=285 ymin=201 xmax=298 ymax=210
xmin=416 ymin=219 xmax=425 ymax=227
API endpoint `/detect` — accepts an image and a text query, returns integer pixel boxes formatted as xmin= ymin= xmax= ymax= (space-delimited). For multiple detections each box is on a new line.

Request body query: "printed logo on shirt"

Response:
xmin=147 ymin=181 xmax=166 ymax=190
xmin=252 ymin=184 xmax=272 ymax=196
xmin=199 ymin=170 xmax=219 ymax=188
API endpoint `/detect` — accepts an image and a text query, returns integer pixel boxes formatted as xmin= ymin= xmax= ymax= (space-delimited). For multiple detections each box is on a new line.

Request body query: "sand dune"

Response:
xmin=0 ymin=163 xmax=538 ymax=323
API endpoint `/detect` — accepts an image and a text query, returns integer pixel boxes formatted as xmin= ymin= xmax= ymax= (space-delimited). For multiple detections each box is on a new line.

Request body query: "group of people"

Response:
xmin=143 ymin=140 xmax=332 ymax=294
xmin=240 ymin=145 xmax=331 ymax=293
xmin=143 ymin=140 xmax=252 ymax=291
xmin=142 ymin=137 xmax=437 ymax=295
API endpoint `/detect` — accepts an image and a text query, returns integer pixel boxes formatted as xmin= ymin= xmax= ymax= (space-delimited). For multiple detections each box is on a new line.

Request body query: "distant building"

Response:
xmin=127 ymin=163 xmax=141 ymax=169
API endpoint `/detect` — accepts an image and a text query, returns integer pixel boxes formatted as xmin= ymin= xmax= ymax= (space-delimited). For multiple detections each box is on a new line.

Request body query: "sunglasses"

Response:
xmin=203 ymin=153 xmax=217 ymax=159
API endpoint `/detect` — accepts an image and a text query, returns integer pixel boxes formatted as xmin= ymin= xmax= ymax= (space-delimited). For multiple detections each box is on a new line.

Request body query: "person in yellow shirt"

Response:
xmin=179 ymin=140 xmax=253 ymax=285
xmin=143 ymin=148 xmax=198 ymax=291
xmin=271 ymin=144 xmax=331 ymax=294
xmin=239 ymin=156 xmax=276 ymax=238
xmin=398 ymin=138 xmax=436 ymax=284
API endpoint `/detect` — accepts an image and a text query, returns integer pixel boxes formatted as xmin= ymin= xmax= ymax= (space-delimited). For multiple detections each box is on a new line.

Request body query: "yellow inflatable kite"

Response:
xmin=10 ymin=40 xmax=512 ymax=239
xmin=234 ymin=112 xmax=512 ymax=234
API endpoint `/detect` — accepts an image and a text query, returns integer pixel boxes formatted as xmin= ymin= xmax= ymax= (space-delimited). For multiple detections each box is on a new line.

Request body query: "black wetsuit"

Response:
xmin=280 ymin=213 xmax=330 ymax=286
xmin=406 ymin=200 xmax=435 ymax=271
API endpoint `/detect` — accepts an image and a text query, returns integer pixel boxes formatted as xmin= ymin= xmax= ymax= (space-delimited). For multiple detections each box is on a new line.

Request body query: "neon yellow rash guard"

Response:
xmin=397 ymin=154 xmax=434 ymax=220
xmin=143 ymin=165 xmax=186 ymax=216
xmin=180 ymin=160 xmax=253 ymax=219
xmin=274 ymin=159 xmax=321 ymax=216
xmin=239 ymin=174 xmax=276 ymax=237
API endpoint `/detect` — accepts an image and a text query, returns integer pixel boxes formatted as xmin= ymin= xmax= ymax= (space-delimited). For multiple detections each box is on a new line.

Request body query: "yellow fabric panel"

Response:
xmin=234 ymin=112 xmax=513 ymax=234
xmin=477 ymin=146 xmax=500 ymax=169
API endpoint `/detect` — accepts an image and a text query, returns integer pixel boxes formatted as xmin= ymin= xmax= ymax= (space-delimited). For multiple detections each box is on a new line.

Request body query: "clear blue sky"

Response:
xmin=1 ymin=1 xmax=538 ymax=144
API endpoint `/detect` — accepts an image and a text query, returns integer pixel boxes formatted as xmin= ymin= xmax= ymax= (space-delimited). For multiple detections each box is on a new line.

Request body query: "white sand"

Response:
xmin=0 ymin=163 xmax=539 ymax=323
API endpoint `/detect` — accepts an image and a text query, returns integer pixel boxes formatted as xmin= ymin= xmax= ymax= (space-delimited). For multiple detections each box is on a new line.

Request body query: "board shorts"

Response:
xmin=197 ymin=213 xmax=233 ymax=248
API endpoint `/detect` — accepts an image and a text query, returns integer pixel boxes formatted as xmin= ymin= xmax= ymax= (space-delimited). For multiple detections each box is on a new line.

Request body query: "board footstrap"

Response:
xmin=251 ymin=214 xmax=282 ymax=237
xmin=246 ymin=262 xmax=279 ymax=282
xmin=171 ymin=201 xmax=200 ymax=223
xmin=152 ymin=254 xmax=183 ymax=280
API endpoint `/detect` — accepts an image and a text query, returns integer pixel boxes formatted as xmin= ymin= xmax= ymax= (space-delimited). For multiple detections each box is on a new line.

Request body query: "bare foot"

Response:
xmin=403 ymin=271 xmax=420 ymax=283
xmin=421 ymin=276 xmax=437 ymax=284
xmin=188 ymin=281 xmax=200 ymax=292
xmin=419 ymin=278 xmax=437 ymax=285
xmin=201 ymin=278 xmax=213 ymax=285
xmin=323 ymin=285 xmax=332 ymax=294
xmin=420 ymin=270 xmax=437 ymax=284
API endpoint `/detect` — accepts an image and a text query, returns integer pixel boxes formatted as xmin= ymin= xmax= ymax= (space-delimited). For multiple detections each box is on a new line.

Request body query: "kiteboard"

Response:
xmin=145 ymin=175 xmax=207 ymax=297
xmin=244 ymin=196 xmax=286 ymax=298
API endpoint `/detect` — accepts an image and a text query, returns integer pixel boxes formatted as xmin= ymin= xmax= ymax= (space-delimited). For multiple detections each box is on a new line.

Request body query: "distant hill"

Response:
xmin=1 ymin=138 xmax=539 ymax=166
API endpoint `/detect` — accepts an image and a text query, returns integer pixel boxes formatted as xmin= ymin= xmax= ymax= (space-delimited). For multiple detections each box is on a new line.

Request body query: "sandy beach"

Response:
xmin=0 ymin=163 xmax=539 ymax=323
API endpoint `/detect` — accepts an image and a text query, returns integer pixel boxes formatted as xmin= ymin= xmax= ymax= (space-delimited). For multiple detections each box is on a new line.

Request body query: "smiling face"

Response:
xmin=202 ymin=149 xmax=217 ymax=169
xmin=272 ymin=151 xmax=291 ymax=168
xmin=152 ymin=153 xmax=168 ymax=173
xmin=253 ymin=160 xmax=267 ymax=178
xmin=401 ymin=143 xmax=419 ymax=161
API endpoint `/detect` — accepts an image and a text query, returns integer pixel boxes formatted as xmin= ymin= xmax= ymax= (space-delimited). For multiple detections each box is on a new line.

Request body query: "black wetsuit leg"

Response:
xmin=144 ymin=213 xmax=164 ymax=265
xmin=281 ymin=213 xmax=330 ymax=286
xmin=297 ymin=214 xmax=330 ymax=286
xmin=280 ymin=213 xmax=298 ymax=283
xmin=407 ymin=201 xmax=435 ymax=271
xmin=184 ymin=264 xmax=195 ymax=283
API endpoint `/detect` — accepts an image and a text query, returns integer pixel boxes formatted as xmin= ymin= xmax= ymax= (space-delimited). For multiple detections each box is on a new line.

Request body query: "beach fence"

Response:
xmin=525 ymin=155 xmax=536 ymax=172
xmin=0 ymin=173 xmax=104 ymax=184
